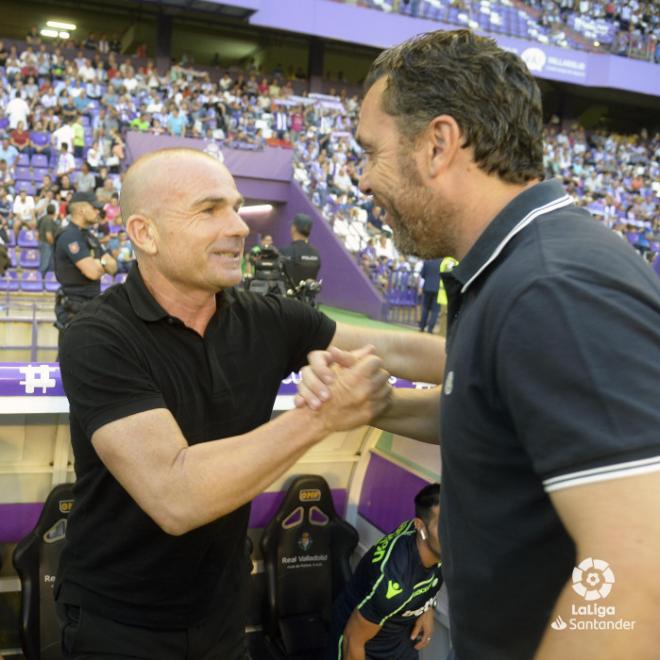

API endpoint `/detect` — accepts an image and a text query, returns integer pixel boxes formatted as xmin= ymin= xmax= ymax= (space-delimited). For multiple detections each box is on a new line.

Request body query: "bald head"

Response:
xmin=120 ymin=148 xmax=234 ymax=225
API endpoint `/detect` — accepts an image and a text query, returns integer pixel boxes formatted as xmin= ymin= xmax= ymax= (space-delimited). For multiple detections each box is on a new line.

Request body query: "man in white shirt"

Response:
xmin=12 ymin=189 xmax=36 ymax=230
xmin=6 ymin=92 xmax=30 ymax=129
xmin=52 ymin=121 xmax=75 ymax=153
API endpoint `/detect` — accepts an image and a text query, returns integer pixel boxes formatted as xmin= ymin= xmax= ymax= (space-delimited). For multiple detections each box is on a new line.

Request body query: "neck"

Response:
xmin=416 ymin=534 xmax=440 ymax=569
xmin=138 ymin=261 xmax=217 ymax=336
xmin=452 ymin=173 xmax=541 ymax=260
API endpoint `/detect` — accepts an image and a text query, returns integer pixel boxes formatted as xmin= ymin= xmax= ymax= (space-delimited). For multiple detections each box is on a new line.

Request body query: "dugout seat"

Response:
xmin=261 ymin=475 xmax=358 ymax=659
xmin=13 ymin=482 xmax=75 ymax=660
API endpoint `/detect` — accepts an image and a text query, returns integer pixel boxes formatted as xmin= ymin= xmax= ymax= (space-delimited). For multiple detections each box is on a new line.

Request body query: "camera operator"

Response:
xmin=246 ymin=234 xmax=274 ymax=277
xmin=279 ymin=213 xmax=321 ymax=285
xmin=54 ymin=191 xmax=117 ymax=341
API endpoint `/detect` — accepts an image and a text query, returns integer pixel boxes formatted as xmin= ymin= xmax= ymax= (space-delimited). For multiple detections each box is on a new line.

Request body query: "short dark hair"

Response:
xmin=364 ymin=29 xmax=544 ymax=184
xmin=415 ymin=482 xmax=440 ymax=525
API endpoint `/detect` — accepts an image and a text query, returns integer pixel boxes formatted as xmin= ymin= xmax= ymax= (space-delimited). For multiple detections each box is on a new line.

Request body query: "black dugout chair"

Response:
xmin=261 ymin=475 xmax=358 ymax=659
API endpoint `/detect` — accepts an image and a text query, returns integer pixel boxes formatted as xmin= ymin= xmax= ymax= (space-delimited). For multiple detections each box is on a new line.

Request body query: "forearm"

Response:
xmin=335 ymin=328 xmax=445 ymax=384
xmin=344 ymin=639 xmax=366 ymax=660
xmin=165 ymin=406 xmax=329 ymax=534
xmin=373 ymin=387 xmax=441 ymax=444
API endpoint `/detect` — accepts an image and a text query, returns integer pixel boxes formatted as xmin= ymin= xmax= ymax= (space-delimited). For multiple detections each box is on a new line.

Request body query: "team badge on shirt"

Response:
xmin=68 ymin=241 xmax=80 ymax=254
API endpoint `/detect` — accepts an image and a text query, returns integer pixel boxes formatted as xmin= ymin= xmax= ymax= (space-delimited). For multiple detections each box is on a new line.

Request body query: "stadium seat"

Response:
xmin=15 ymin=166 xmax=32 ymax=182
xmin=261 ymin=475 xmax=358 ymax=660
xmin=17 ymin=153 xmax=30 ymax=167
xmin=19 ymin=249 xmax=41 ymax=270
xmin=114 ymin=272 xmax=128 ymax=284
xmin=30 ymin=154 xmax=49 ymax=168
xmin=20 ymin=270 xmax=44 ymax=292
xmin=18 ymin=229 xmax=39 ymax=248
xmin=44 ymin=272 xmax=60 ymax=292
xmin=0 ymin=269 xmax=20 ymax=291
xmin=15 ymin=181 xmax=36 ymax=195
xmin=13 ymin=482 xmax=74 ymax=660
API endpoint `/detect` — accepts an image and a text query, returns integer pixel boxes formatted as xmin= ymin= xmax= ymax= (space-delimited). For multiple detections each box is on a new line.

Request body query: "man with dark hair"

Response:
xmin=37 ymin=202 xmax=58 ymax=275
xmin=326 ymin=483 xmax=441 ymax=660
xmin=53 ymin=191 xmax=117 ymax=334
xmin=279 ymin=212 xmax=322 ymax=285
xmin=298 ymin=29 xmax=660 ymax=660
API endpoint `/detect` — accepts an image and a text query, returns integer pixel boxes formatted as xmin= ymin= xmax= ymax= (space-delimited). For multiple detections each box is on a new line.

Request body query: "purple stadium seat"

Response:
xmin=8 ymin=248 xmax=17 ymax=267
xmin=14 ymin=181 xmax=35 ymax=195
xmin=0 ymin=117 xmax=9 ymax=132
xmin=0 ymin=269 xmax=19 ymax=291
xmin=100 ymin=273 xmax=114 ymax=291
xmin=20 ymin=270 xmax=44 ymax=292
xmin=74 ymin=158 xmax=83 ymax=170
xmin=7 ymin=232 xmax=16 ymax=247
xmin=17 ymin=153 xmax=30 ymax=167
xmin=653 ymin=255 xmax=660 ymax=278
xmin=114 ymin=273 xmax=128 ymax=284
xmin=18 ymin=230 xmax=39 ymax=248
xmin=32 ymin=167 xmax=49 ymax=182
xmin=44 ymin=271 xmax=60 ymax=292
xmin=19 ymin=248 xmax=41 ymax=269
xmin=31 ymin=154 xmax=49 ymax=168
xmin=15 ymin=167 xmax=32 ymax=182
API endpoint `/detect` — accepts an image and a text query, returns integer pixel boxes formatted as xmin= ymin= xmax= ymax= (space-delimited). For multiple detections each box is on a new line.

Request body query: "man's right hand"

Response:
xmin=314 ymin=351 xmax=392 ymax=434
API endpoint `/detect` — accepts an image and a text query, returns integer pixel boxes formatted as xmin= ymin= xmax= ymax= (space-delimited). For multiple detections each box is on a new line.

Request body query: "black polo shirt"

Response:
xmin=439 ymin=179 xmax=660 ymax=659
xmin=53 ymin=222 xmax=103 ymax=298
xmin=56 ymin=265 xmax=336 ymax=628
xmin=280 ymin=239 xmax=321 ymax=284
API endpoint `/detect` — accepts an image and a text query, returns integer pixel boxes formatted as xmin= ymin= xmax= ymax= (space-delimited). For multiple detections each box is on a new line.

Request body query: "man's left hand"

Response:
xmin=411 ymin=607 xmax=435 ymax=651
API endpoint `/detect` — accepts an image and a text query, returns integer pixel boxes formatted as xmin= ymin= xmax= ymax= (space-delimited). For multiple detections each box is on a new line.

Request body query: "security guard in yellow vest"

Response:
xmin=437 ymin=257 xmax=458 ymax=307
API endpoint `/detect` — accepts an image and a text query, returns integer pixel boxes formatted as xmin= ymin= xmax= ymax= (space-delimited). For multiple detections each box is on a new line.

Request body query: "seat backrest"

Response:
xmin=13 ymin=482 xmax=75 ymax=660
xmin=261 ymin=475 xmax=357 ymax=656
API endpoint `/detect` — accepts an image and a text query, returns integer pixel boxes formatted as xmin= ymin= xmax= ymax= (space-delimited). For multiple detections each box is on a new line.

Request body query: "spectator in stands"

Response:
xmin=52 ymin=119 xmax=74 ymax=153
xmin=0 ymin=159 xmax=15 ymax=194
xmin=103 ymin=192 xmax=122 ymax=226
xmin=418 ymin=259 xmax=441 ymax=334
xmin=37 ymin=202 xmax=58 ymax=274
xmin=0 ymin=138 xmax=19 ymax=169
xmin=12 ymin=188 xmax=36 ymax=237
xmin=76 ymin=163 xmax=96 ymax=194
xmin=37 ymin=174 xmax=58 ymax=198
xmin=326 ymin=483 xmax=441 ymax=660
xmin=56 ymin=143 xmax=76 ymax=182
xmin=58 ymin=174 xmax=75 ymax=200
xmin=9 ymin=121 xmax=30 ymax=155
xmin=301 ymin=28 xmax=660 ymax=660
xmin=6 ymin=90 xmax=30 ymax=129
xmin=113 ymin=229 xmax=135 ymax=272
xmin=72 ymin=115 xmax=86 ymax=158
xmin=166 ymin=106 xmax=187 ymax=136
xmin=96 ymin=178 xmax=116 ymax=206
xmin=54 ymin=147 xmax=442 ymax=657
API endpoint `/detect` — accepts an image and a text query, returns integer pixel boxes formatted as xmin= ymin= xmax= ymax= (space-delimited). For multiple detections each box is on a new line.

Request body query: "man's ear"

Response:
xmin=126 ymin=214 xmax=158 ymax=255
xmin=425 ymin=114 xmax=462 ymax=179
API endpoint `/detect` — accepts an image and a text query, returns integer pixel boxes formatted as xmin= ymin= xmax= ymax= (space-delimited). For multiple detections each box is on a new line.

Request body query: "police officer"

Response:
xmin=54 ymin=191 xmax=117 ymax=335
xmin=279 ymin=213 xmax=321 ymax=286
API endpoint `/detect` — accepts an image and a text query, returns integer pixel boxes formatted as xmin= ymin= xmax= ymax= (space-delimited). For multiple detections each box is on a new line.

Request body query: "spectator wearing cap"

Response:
xmin=279 ymin=213 xmax=322 ymax=286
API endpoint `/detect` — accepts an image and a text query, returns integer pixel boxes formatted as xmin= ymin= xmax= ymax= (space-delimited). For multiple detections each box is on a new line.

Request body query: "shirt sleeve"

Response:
xmin=261 ymin=294 xmax=336 ymax=374
xmin=496 ymin=274 xmax=660 ymax=493
xmin=356 ymin=546 xmax=410 ymax=626
xmin=61 ymin=231 xmax=91 ymax=263
xmin=59 ymin=318 xmax=166 ymax=438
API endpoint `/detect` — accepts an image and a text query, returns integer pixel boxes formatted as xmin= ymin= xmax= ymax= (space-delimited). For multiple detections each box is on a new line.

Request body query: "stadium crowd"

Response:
xmin=0 ymin=36 xmax=658 ymax=299
xmin=337 ymin=0 xmax=660 ymax=61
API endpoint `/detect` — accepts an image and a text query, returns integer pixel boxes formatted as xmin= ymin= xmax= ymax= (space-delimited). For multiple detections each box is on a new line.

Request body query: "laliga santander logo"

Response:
xmin=521 ymin=47 xmax=547 ymax=72
xmin=571 ymin=558 xmax=615 ymax=601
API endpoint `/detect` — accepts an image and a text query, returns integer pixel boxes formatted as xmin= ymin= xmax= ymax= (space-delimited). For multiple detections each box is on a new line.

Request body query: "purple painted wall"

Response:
xmin=220 ymin=0 xmax=660 ymax=97
xmin=359 ymin=452 xmax=430 ymax=533
xmin=124 ymin=132 xmax=293 ymax=202
xmin=278 ymin=182 xmax=387 ymax=318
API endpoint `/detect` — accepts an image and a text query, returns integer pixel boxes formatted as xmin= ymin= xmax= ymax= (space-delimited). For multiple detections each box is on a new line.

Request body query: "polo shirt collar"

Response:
xmin=124 ymin=263 xmax=234 ymax=323
xmin=449 ymin=179 xmax=573 ymax=294
xmin=125 ymin=264 xmax=169 ymax=322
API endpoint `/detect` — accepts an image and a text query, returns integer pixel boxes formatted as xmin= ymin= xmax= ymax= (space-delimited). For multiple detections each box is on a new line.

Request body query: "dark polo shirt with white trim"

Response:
xmin=439 ymin=179 xmax=660 ymax=659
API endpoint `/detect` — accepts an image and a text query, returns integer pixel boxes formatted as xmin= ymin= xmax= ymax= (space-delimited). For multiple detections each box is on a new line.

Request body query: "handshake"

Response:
xmin=295 ymin=345 xmax=393 ymax=434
